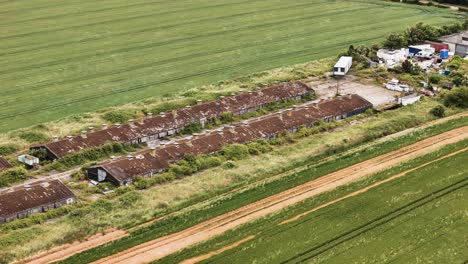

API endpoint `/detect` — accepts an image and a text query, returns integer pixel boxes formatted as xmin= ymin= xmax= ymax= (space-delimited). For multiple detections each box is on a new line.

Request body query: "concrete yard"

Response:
xmin=307 ymin=76 xmax=398 ymax=106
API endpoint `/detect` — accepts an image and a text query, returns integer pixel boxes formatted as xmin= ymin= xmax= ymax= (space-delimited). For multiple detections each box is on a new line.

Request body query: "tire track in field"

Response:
xmin=0 ymin=0 xmax=324 ymax=55
xmin=0 ymin=8 xmax=385 ymax=96
xmin=88 ymin=127 xmax=468 ymax=264
xmin=0 ymin=0 xmax=189 ymax=26
xmin=0 ymin=0 xmax=273 ymax=41
xmin=0 ymin=35 xmax=381 ymax=120
xmin=0 ymin=9 xmax=415 ymax=109
xmin=0 ymin=4 xmax=364 ymax=74
xmin=281 ymin=177 xmax=468 ymax=263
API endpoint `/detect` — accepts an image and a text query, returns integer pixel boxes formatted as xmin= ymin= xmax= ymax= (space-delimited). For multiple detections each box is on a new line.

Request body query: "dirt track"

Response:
xmin=91 ymin=126 xmax=468 ymax=264
xmin=19 ymin=230 xmax=128 ymax=264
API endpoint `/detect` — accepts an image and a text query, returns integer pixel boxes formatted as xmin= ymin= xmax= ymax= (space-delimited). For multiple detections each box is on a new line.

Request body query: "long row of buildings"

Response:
xmin=31 ymin=82 xmax=313 ymax=160
xmin=87 ymin=94 xmax=373 ymax=186
xmin=4 ymin=83 xmax=373 ymax=224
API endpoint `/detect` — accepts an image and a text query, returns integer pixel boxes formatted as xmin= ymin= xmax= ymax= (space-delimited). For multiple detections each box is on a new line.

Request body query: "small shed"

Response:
xmin=333 ymin=56 xmax=352 ymax=76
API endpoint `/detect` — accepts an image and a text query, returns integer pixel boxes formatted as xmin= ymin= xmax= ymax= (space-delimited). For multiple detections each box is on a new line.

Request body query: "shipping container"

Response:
xmin=333 ymin=56 xmax=352 ymax=76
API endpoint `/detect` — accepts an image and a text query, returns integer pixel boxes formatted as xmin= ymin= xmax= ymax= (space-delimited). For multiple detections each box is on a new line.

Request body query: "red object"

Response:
xmin=424 ymin=41 xmax=449 ymax=52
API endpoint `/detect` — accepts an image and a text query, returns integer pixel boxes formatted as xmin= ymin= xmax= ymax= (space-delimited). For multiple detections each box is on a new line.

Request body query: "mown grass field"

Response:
xmin=0 ymin=0 xmax=460 ymax=132
xmin=157 ymin=140 xmax=468 ymax=264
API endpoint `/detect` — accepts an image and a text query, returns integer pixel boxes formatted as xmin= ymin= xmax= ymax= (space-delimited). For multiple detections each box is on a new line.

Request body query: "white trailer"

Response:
xmin=333 ymin=56 xmax=352 ymax=76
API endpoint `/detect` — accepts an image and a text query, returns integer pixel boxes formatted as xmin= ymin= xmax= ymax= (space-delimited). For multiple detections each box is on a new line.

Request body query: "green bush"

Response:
xmin=430 ymin=105 xmax=446 ymax=118
xmin=91 ymin=199 xmax=113 ymax=213
xmin=223 ymin=160 xmax=237 ymax=169
xmin=0 ymin=167 xmax=28 ymax=187
xmin=246 ymin=140 xmax=273 ymax=155
xmin=444 ymin=87 xmax=468 ymax=108
xmin=221 ymin=144 xmax=250 ymax=160
xmin=118 ymin=191 xmax=143 ymax=208
xmin=180 ymin=122 xmax=203 ymax=135
xmin=429 ymin=75 xmax=441 ymax=84
xmin=102 ymin=111 xmax=136 ymax=123
xmin=18 ymin=131 xmax=48 ymax=143
xmin=0 ymin=145 xmax=17 ymax=156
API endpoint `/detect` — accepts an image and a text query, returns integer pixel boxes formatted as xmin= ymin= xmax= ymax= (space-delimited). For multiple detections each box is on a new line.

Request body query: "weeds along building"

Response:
xmin=87 ymin=94 xmax=373 ymax=186
xmin=30 ymin=82 xmax=313 ymax=160
xmin=0 ymin=180 xmax=76 ymax=224
xmin=0 ymin=157 xmax=13 ymax=172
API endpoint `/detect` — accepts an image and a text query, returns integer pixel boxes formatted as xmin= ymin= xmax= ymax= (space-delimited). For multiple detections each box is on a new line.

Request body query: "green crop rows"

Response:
xmin=0 ymin=0 xmax=459 ymax=132
xmin=158 ymin=140 xmax=468 ymax=264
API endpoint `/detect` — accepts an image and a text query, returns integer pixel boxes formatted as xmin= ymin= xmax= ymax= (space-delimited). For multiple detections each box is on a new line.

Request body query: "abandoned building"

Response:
xmin=31 ymin=82 xmax=314 ymax=160
xmin=0 ymin=157 xmax=12 ymax=172
xmin=87 ymin=94 xmax=372 ymax=186
xmin=0 ymin=180 xmax=76 ymax=224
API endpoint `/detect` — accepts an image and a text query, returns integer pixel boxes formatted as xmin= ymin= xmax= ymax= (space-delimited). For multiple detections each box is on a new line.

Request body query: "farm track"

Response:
xmin=88 ymin=126 xmax=468 ymax=264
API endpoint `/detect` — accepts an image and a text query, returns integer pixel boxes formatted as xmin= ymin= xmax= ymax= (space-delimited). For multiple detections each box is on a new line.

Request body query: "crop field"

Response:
xmin=158 ymin=141 xmax=468 ymax=264
xmin=0 ymin=0 xmax=460 ymax=132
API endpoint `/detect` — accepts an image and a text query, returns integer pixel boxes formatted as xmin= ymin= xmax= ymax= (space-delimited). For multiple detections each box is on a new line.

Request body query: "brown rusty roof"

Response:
xmin=0 ymin=157 xmax=12 ymax=172
xmin=34 ymin=82 xmax=313 ymax=159
xmin=0 ymin=180 xmax=75 ymax=218
xmin=92 ymin=94 xmax=372 ymax=183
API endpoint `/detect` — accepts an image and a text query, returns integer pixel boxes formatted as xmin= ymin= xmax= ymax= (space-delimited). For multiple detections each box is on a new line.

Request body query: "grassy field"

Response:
xmin=157 ymin=140 xmax=468 ymax=264
xmin=0 ymin=0 xmax=460 ymax=132
xmin=56 ymin=114 xmax=467 ymax=264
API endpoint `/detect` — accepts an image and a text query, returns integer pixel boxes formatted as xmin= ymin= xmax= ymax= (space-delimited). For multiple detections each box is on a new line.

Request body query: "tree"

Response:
xmin=383 ymin=32 xmax=407 ymax=50
xmin=401 ymin=60 xmax=413 ymax=73
xmin=404 ymin=23 xmax=439 ymax=45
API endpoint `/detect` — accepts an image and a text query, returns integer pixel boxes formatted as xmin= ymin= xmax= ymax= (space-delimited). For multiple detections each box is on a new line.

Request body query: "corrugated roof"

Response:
xmin=0 ymin=157 xmax=12 ymax=172
xmin=92 ymin=95 xmax=372 ymax=184
xmin=34 ymin=82 xmax=313 ymax=159
xmin=0 ymin=180 xmax=75 ymax=218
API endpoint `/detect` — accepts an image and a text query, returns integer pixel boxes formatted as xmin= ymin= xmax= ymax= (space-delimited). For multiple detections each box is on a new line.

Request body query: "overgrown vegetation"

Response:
xmin=0 ymin=167 xmax=28 ymax=187
xmin=17 ymin=131 xmax=49 ymax=143
xmin=0 ymin=145 xmax=17 ymax=156
xmin=41 ymin=142 xmax=134 ymax=172
xmin=444 ymin=87 xmax=468 ymax=108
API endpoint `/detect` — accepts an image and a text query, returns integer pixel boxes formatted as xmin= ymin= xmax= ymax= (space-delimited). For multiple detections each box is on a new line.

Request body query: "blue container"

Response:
xmin=440 ymin=49 xmax=449 ymax=59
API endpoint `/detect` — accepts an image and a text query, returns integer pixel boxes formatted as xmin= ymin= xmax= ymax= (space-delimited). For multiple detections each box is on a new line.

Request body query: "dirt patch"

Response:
xmin=180 ymin=235 xmax=256 ymax=264
xmin=20 ymin=229 xmax=128 ymax=264
xmin=91 ymin=127 xmax=468 ymax=264
xmin=280 ymin=147 xmax=468 ymax=225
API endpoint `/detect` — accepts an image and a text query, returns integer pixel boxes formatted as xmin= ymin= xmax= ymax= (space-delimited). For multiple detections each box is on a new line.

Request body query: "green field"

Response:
xmin=157 ymin=142 xmax=468 ymax=264
xmin=0 ymin=0 xmax=460 ymax=132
